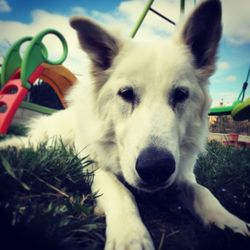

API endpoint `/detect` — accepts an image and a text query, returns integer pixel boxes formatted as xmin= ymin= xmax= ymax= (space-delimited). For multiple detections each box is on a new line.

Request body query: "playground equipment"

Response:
xmin=209 ymin=67 xmax=250 ymax=121
xmin=131 ymin=0 xmax=249 ymax=121
xmin=0 ymin=29 xmax=76 ymax=134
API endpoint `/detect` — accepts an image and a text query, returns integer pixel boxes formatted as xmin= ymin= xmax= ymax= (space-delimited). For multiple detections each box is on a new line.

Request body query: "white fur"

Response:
xmin=1 ymin=1 xmax=249 ymax=249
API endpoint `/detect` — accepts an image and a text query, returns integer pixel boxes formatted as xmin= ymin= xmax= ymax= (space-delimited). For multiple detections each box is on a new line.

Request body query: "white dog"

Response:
xmin=1 ymin=0 xmax=250 ymax=249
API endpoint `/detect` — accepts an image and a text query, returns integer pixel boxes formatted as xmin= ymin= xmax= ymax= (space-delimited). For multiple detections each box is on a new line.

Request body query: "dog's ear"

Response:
xmin=70 ymin=17 xmax=120 ymax=71
xmin=181 ymin=0 xmax=222 ymax=77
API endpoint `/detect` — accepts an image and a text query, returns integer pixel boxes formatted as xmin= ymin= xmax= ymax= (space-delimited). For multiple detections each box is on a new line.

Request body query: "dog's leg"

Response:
xmin=92 ymin=169 xmax=154 ymax=250
xmin=0 ymin=109 xmax=75 ymax=150
xmin=0 ymin=136 xmax=30 ymax=149
xmin=178 ymin=181 xmax=250 ymax=236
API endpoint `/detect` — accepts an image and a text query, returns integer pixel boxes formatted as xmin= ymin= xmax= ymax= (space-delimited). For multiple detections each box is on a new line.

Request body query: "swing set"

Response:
xmin=0 ymin=0 xmax=249 ymax=134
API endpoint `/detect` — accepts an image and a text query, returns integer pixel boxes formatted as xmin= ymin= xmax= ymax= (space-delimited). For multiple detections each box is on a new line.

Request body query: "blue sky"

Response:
xmin=0 ymin=0 xmax=123 ymax=23
xmin=0 ymin=0 xmax=250 ymax=107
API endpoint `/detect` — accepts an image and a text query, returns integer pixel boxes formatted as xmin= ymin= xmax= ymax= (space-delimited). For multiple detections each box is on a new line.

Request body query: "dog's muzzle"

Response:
xmin=136 ymin=147 xmax=175 ymax=188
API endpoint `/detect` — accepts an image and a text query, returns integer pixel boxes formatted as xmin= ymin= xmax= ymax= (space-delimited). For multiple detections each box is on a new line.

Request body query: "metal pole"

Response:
xmin=180 ymin=0 xmax=185 ymax=15
xmin=149 ymin=7 xmax=176 ymax=26
xmin=130 ymin=0 xmax=155 ymax=38
xmin=246 ymin=66 xmax=250 ymax=82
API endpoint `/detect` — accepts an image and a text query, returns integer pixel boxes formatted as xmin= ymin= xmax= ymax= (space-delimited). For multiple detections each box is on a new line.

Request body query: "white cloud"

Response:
xmin=221 ymin=0 xmax=250 ymax=44
xmin=0 ymin=10 xmax=91 ymax=81
xmin=0 ymin=0 xmax=11 ymax=13
xmin=218 ymin=62 xmax=230 ymax=70
xmin=71 ymin=7 xmax=87 ymax=16
xmin=226 ymin=75 xmax=237 ymax=82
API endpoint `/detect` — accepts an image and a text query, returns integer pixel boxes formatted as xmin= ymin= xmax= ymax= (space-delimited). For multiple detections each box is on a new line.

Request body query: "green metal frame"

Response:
xmin=20 ymin=101 xmax=56 ymax=115
xmin=130 ymin=0 xmax=155 ymax=38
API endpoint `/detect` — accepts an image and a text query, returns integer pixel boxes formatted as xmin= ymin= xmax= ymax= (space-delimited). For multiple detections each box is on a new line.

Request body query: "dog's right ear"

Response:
xmin=180 ymin=0 xmax=222 ymax=78
xmin=70 ymin=17 xmax=120 ymax=71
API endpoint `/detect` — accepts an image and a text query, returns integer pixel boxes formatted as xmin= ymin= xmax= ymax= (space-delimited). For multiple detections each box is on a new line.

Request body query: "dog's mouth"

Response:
xmin=136 ymin=171 xmax=176 ymax=192
xmin=137 ymin=180 xmax=171 ymax=193
xmin=117 ymin=174 xmax=173 ymax=193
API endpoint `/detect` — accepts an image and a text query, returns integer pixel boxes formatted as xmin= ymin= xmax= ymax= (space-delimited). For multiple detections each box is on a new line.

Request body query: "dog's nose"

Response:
xmin=136 ymin=147 xmax=175 ymax=186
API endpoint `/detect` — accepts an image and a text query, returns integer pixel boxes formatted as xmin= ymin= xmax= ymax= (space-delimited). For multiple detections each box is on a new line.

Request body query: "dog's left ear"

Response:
xmin=70 ymin=17 xmax=120 ymax=71
xmin=180 ymin=0 xmax=222 ymax=77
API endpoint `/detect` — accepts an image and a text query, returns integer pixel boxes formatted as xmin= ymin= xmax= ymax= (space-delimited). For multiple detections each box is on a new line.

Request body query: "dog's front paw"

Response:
xmin=205 ymin=211 xmax=250 ymax=237
xmin=226 ymin=221 xmax=250 ymax=237
xmin=105 ymin=219 xmax=154 ymax=250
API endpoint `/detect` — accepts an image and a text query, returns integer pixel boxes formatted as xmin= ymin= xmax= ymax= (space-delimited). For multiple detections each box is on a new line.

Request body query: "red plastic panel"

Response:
xmin=0 ymin=80 xmax=29 ymax=134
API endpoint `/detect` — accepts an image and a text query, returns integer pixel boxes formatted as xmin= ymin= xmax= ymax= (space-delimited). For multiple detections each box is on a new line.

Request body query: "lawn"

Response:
xmin=0 ymin=127 xmax=250 ymax=250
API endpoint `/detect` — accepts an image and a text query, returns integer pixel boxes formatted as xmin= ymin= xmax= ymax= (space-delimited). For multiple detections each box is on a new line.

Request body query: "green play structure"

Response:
xmin=0 ymin=29 xmax=76 ymax=133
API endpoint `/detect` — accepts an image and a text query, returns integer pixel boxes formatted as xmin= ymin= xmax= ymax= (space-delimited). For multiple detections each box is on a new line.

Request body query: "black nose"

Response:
xmin=136 ymin=147 xmax=175 ymax=186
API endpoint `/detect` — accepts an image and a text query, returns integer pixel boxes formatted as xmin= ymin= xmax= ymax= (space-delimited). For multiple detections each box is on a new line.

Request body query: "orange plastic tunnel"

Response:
xmin=39 ymin=63 xmax=77 ymax=108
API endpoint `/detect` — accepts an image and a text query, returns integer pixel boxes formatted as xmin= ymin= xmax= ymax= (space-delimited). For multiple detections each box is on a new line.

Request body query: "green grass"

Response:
xmin=0 ymin=131 xmax=250 ymax=250
xmin=0 ymin=140 xmax=105 ymax=250
xmin=196 ymin=141 xmax=250 ymax=218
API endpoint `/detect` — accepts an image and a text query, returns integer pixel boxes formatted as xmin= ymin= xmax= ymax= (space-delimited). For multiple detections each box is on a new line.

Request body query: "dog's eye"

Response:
xmin=118 ymin=87 xmax=135 ymax=103
xmin=172 ymin=87 xmax=189 ymax=107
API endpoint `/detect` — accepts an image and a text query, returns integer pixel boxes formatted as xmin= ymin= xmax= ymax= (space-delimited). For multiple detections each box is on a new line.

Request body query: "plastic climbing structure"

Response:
xmin=0 ymin=29 xmax=76 ymax=134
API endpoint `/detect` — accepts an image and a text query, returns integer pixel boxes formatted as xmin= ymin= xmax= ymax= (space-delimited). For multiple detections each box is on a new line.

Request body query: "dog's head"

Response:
xmin=70 ymin=0 xmax=222 ymax=192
